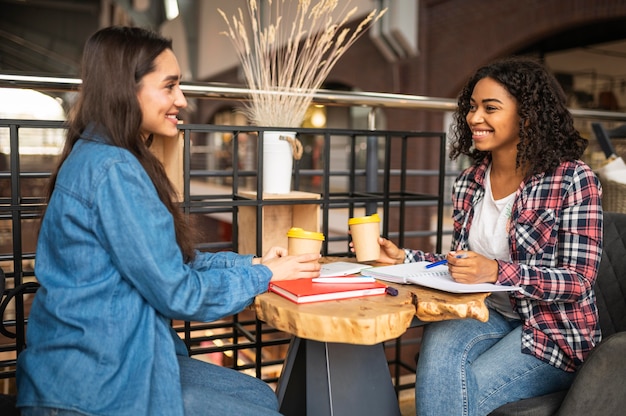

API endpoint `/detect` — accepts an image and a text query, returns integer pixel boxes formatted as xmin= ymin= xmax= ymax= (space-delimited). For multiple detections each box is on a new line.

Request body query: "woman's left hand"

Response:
xmin=446 ymin=250 xmax=498 ymax=284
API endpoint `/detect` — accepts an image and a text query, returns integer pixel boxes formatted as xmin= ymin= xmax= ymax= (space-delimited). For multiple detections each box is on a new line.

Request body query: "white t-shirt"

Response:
xmin=468 ymin=164 xmax=519 ymax=319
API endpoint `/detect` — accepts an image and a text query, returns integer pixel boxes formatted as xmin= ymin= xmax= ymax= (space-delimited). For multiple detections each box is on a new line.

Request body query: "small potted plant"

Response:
xmin=218 ymin=0 xmax=385 ymax=193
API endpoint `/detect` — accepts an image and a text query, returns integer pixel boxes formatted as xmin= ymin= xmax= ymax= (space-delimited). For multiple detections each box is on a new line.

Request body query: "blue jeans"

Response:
xmin=177 ymin=355 xmax=281 ymax=416
xmin=21 ymin=356 xmax=281 ymax=416
xmin=21 ymin=410 xmax=85 ymax=416
xmin=415 ymin=311 xmax=575 ymax=416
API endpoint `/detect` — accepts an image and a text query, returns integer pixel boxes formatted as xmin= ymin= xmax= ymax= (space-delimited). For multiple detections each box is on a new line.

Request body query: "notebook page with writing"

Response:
xmin=362 ymin=261 xmax=521 ymax=293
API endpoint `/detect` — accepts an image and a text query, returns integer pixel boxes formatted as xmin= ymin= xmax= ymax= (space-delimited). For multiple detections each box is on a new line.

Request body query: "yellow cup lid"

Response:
xmin=286 ymin=227 xmax=325 ymax=241
xmin=348 ymin=213 xmax=381 ymax=225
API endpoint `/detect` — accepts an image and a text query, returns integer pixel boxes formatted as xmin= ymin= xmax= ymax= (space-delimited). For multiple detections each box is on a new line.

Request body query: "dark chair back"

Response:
xmin=489 ymin=211 xmax=626 ymax=416
xmin=594 ymin=211 xmax=626 ymax=337
xmin=555 ymin=213 xmax=626 ymax=416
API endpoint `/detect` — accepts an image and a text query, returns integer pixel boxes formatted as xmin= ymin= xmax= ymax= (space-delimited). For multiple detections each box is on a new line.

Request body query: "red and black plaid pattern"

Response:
xmin=405 ymin=157 xmax=603 ymax=372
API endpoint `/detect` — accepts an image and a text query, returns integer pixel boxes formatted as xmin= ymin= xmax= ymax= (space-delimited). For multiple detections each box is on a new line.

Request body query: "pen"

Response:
xmin=426 ymin=253 xmax=468 ymax=269
xmin=425 ymin=259 xmax=448 ymax=269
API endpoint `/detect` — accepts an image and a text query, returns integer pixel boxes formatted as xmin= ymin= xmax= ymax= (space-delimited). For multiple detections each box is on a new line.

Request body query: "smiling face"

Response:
xmin=466 ymin=77 xmax=521 ymax=159
xmin=136 ymin=49 xmax=187 ymax=139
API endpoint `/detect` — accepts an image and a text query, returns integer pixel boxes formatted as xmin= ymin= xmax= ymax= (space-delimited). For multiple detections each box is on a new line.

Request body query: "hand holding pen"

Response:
xmin=425 ymin=252 xmax=468 ymax=269
xmin=443 ymin=251 xmax=499 ymax=284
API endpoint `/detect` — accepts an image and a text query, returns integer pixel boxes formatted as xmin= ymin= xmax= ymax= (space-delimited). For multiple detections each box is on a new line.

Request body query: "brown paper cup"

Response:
xmin=287 ymin=228 xmax=325 ymax=256
xmin=348 ymin=214 xmax=381 ymax=262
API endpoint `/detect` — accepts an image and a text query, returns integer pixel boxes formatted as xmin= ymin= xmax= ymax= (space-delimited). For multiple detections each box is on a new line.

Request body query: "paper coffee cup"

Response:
xmin=348 ymin=213 xmax=381 ymax=262
xmin=287 ymin=228 xmax=325 ymax=256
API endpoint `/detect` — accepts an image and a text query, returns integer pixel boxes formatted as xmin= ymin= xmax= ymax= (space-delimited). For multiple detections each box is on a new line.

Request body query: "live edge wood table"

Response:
xmin=254 ymin=259 xmax=490 ymax=416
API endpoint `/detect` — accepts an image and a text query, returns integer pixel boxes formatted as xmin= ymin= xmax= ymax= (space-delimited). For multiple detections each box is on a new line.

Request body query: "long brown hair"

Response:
xmin=46 ymin=26 xmax=196 ymax=261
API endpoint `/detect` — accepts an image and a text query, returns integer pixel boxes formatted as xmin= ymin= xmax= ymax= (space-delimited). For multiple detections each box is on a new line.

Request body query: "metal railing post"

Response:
xmin=366 ymin=107 xmax=379 ymax=215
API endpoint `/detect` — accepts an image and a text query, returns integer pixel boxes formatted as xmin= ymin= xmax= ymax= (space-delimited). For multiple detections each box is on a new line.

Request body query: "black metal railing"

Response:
xmin=0 ymin=119 xmax=447 ymax=393
xmin=4 ymin=74 xmax=626 ymax=395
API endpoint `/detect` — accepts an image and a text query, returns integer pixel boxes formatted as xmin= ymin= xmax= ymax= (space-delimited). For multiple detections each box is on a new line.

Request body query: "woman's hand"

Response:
xmin=256 ymin=246 xmax=321 ymax=281
xmin=348 ymin=237 xmax=405 ymax=264
xmin=256 ymin=246 xmax=288 ymax=263
xmin=376 ymin=238 xmax=405 ymax=264
xmin=446 ymin=250 xmax=498 ymax=284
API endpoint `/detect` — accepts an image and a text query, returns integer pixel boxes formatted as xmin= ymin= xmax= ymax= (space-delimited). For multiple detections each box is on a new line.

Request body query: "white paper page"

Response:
xmin=362 ymin=261 xmax=521 ymax=293
xmin=319 ymin=261 xmax=373 ymax=278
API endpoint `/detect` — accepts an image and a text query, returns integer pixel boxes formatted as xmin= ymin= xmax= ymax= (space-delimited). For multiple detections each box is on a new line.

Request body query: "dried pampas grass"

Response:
xmin=218 ymin=0 xmax=386 ymax=127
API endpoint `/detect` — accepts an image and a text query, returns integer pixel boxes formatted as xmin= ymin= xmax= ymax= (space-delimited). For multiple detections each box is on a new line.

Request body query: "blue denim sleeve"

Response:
xmin=94 ymin=159 xmax=272 ymax=322
xmin=189 ymin=250 xmax=258 ymax=270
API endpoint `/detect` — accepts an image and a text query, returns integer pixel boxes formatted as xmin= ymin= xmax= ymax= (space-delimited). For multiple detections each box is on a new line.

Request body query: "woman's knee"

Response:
xmin=178 ymin=356 xmax=278 ymax=413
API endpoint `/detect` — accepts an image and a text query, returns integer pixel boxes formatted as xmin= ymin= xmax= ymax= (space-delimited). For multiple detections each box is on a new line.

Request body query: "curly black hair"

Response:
xmin=449 ymin=56 xmax=587 ymax=177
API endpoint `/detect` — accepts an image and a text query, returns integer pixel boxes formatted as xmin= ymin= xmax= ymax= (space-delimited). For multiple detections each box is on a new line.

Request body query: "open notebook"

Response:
xmin=361 ymin=261 xmax=521 ymax=294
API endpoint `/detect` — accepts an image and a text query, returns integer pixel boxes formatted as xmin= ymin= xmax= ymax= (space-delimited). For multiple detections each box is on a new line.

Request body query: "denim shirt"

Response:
xmin=17 ymin=128 xmax=273 ymax=415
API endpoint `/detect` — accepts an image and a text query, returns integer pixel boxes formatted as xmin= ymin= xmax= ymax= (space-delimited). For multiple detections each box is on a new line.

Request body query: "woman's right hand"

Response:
xmin=348 ymin=237 xmax=405 ymax=264
xmin=376 ymin=237 xmax=405 ymax=264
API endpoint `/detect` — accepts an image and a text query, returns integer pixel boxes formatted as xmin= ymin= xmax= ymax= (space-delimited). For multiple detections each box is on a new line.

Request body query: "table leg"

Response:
xmin=276 ymin=337 xmax=401 ymax=416
xmin=275 ymin=337 xmax=306 ymax=414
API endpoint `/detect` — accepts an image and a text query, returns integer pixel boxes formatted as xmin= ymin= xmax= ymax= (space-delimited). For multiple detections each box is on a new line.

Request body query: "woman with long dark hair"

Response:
xmin=16 ymin=26 xmax=320 ymax=416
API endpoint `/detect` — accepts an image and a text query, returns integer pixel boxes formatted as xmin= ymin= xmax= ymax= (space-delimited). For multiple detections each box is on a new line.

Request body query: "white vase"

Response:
xmin=262 ymin=131 xmax=296 ymax=194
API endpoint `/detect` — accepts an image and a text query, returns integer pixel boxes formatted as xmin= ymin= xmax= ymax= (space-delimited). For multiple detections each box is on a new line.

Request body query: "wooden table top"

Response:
xmin=254 ymin=257 xmax=490 ymax=344
xmin=410 ymin=285 xmax=489 ymax=323
xmin=255 ymin=282 xmax=416 ymax=345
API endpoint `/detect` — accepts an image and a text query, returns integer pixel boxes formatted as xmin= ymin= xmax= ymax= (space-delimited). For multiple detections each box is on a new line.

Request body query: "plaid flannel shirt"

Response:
xmin=405 ymin=157 xmax=603 ymax=372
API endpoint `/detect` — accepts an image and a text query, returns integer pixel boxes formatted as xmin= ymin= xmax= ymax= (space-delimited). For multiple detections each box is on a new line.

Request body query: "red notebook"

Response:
xmin=269 ymin=278 xmax=387 ymax=304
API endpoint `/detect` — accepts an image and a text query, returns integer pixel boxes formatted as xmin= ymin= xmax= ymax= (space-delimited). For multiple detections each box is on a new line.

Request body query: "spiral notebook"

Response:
xmin=361 ymin=261 xmax=521 ymax=294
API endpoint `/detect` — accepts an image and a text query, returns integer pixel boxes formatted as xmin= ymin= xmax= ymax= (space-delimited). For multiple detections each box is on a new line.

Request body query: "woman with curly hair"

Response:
xmin=370 ymin=56 xmax=603 ymax=415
